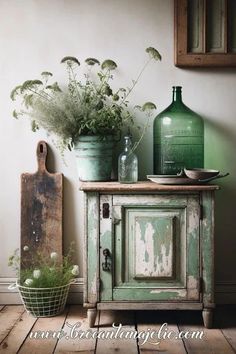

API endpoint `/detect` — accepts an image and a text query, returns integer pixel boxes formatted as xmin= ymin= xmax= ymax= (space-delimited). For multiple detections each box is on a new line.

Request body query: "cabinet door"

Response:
xmin=100 ymin=194 xmax=200 ymax=302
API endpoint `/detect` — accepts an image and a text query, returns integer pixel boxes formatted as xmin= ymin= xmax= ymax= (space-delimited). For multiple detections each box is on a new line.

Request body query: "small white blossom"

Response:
xmin=25 ymin=278 xmax=33 ymax=286
xmin=23 ymin=246 xmax=29 ymax=251
xmin=33 ymin=269 xmax=41 ymax=279
xmin=71 ymin=265 xmax=79 ymax=276
xmin=50 ymin=252 xmax=58 ymax=260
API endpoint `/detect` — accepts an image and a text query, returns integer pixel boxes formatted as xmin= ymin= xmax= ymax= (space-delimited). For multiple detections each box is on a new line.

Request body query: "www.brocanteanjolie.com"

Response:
xmin=29 ymin=322 xmax=204 ymax=346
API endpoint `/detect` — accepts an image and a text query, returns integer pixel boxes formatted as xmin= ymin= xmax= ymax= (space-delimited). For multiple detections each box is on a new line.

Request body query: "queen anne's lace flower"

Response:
xmin=71 ymin=265 xmax=79 ymax=276
xmin=33 ymin=269 xmax=41 ymax=279
xmin=25 ymin=278 xmax=33 ymax=286
xmin=50 ymin=252 xmax=58 ymax=260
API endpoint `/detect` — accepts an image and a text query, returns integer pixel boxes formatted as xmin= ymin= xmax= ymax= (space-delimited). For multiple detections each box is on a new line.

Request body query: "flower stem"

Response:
xmin=120 ymin=58 xmax=152 ymax=106
xmin=131 ymin=114 xmax=151 ymax=153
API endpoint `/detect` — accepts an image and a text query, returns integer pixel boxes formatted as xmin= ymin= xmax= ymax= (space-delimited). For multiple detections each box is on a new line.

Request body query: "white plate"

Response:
xmin=147 ymin=175 xmax=203 ymax=185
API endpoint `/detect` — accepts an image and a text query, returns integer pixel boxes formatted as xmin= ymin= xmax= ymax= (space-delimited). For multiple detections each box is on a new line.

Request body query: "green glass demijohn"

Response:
xmin=153 ymin=86 xmax=204 ymax=175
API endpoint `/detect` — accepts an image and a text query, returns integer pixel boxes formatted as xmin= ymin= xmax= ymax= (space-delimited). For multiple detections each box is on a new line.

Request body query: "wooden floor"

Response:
xmin=0 ymin=305 xmax=235 ymax=353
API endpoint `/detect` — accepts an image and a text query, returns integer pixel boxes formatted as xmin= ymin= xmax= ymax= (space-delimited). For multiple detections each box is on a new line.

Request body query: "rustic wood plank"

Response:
xmin=21 ymin=141 xmax=63 ymax=268
xmin=97 ymin=302 xmax=203 ymax=310
xmin=175 ymin=0 xmax=188 ymax=63
xmin=54 ymin=305 xmax=97 ymax=353
xmin=96 ymin=310 xmax=138 ymax=354
xmin=177 ymin=311 xmax=235 ymax=354
xmin=175 ymin=0 xmax=236 ymax=66
xmin=201 ymin=191 xmax=215 ymax=309
xmin=222 ymin=327 xmax=236 ymax=352
xmin=80 ymin=181 xmax=219 ymax=192
xmin=181 ymin=326 xmax=235 ymax=354
xmin=137 ymin=311 xmax=187 ymax=354
xmin=87 ymin=193 xmax=99 ymax=305
xmin=100 ymin=195 xmax=113 ymax=301
xmin=0 ymin=306 xmax=25 ymax=344
xmin=216 ymin=306 xmax=236 ymax=352
xmin=176 ymin=52 xmax=236 ymax=67
xmin=0 ymin=311 xmax=37 ymax=353
xmin=18 ymin=308 xmax=68 ymax=354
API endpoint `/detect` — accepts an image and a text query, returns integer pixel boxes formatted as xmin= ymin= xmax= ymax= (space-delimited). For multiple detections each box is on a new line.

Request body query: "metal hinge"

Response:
xmin=200 ymin=204 xmax=204 ymax=220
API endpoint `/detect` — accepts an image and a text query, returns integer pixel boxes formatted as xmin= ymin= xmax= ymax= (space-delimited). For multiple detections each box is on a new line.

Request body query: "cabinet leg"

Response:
xmin=87 ymin=308 xmax=97 ymax=328
xmin=202 ymin=308 xmax=213 ymax=328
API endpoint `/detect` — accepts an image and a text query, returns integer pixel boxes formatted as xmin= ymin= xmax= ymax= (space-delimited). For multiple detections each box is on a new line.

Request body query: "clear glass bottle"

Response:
xmin=153 ymin=86 xmax=204 ymax=175
xmin=118 ymin=135 xmax=138 ymax=183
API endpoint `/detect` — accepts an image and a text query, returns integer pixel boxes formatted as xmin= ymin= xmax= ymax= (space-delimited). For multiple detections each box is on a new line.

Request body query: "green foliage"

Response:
xmin=61 ymin=56 xmax=80 ymax=66
xmin=85 ymin=57 xmax=100 ymax=65
xmin=46 ymin=82 xmax=62 ymax=92
xmin=142 ymin=102 xmax=157 ymax=111
xmin=146 ymin=47 xmax=162 ymax=61
xmin=21 ymin=80 xmax=43 ymax=94
xmin=10 ymin=85 xmax=22 ymax=101
xmin=41 ymin=71 xmax=53 ymax=77
xmin=101 ymin=59 xmax=117 ymax=70
xmin=11 ymin=47 xmax=161 ymax=153
xmin=8 ymin=244 xmax=79 ymax=288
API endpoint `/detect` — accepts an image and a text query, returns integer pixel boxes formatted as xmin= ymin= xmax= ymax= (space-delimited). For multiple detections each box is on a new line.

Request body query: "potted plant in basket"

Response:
xmin=10 ymin=47 xmax=161 ymax=181
xmin=8 ymin=245 xmax=79 ymax=317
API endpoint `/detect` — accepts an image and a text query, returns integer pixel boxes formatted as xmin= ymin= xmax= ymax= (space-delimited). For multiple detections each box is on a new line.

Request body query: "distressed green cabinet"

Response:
xmin=80 ymin=182 xmax=218 ymax=328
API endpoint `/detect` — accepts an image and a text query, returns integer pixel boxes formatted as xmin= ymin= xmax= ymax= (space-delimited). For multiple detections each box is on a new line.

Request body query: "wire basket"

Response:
xmin=16 ymin=281 xmax=71 ymax=317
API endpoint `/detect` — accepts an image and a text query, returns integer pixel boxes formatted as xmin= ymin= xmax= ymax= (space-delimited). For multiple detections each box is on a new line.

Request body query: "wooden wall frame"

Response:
xmin=175 ymin=0 xmax=236 ymax=67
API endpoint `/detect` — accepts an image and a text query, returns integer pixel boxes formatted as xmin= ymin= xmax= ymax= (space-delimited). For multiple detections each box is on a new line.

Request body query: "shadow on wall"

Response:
xmin=46 ymin=144 xmax=56 ymax=174
xmin=204 ymin=117 xmax=236 ymax=282
xmin=45 ymin=144 xmax=79 ymax=265
xmin=63 ymin=177 xmax=79 ymax=260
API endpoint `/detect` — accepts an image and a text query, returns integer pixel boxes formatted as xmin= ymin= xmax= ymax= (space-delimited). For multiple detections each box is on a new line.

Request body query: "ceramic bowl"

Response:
xmin=184 ymin=168 xmax=220 ymax=180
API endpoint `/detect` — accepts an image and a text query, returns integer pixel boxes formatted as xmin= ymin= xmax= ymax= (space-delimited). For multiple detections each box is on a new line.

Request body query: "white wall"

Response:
xmin=0 ymin=0 xmax=236 ymax=303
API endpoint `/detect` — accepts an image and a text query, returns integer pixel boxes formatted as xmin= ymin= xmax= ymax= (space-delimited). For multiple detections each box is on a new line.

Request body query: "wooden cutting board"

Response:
xmin=21 ymin=141 xmax=63 ymax=268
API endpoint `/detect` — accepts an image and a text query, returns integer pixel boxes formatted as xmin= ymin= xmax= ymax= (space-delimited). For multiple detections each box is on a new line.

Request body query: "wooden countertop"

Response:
xmin=80 ymin=181 xmax=219 ymax=192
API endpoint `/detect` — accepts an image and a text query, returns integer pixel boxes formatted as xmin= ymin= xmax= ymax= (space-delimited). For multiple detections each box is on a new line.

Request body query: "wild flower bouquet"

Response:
xmin=8 ymin=244 xmax=79 ymax=288
xmin=10 ymin=47 xmax=161 ymax=154
xmin=8 ymin=245 xmax=79 ymax=317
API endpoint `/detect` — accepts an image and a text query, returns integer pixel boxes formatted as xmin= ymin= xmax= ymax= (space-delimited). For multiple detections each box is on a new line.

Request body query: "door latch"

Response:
xmin=102 ymin=248 xmax=111 ymax=271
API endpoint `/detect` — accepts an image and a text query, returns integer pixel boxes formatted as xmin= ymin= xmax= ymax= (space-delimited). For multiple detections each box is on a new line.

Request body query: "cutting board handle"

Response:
xmin=37 ymin=141 xmax=47 ymax=173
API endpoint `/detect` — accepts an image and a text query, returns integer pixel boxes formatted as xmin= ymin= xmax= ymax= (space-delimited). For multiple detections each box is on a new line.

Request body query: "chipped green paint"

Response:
xmin=188 ymin=229 xmax=199 ymax=276
xmin=145 ymin=250 xmax=149 ymax=262
xmin=187 ymin=197 xmax=200 ymax=277
xmin=201 ymin=191 xmax=214 ymax=305
xmin=84 ymin=189 xmax=215 ymax=312
xmin=135 ymin=216 xmax=174 ymax=276
xmin=113 ymin=288 xmax=186 ymax=301
xmin=100 ymin=229 xmax=113 ymax=300
xmin=100 ymin=195 xmax=113 ymax=301
xmin=111 ymin=196 xmax=201 ymax=301
xmin=87 ymin=192 xmax=99 ymax=304
xmin=186 ymin=196 xmax=200 ymax=300
xmin=113 ymin=194 xmax=189 ymax=207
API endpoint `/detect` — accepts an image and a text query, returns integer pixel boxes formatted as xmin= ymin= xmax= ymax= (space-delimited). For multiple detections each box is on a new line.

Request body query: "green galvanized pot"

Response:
xmin=74 ymin=135 xmax=114 ymax=181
